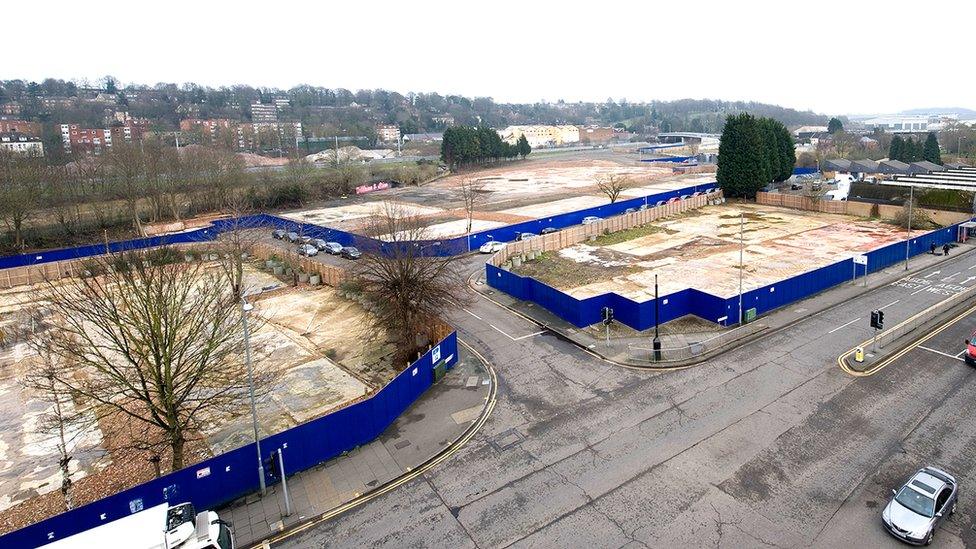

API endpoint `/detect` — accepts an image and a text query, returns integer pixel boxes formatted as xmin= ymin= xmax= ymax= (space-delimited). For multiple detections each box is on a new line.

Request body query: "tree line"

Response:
xmin=440 ymin=125 xmax=531 ymax=168
xmin=889 ymin=133 xmax=941 ymax=165
xmin=716 ymin=113 xmax=796 ymax=198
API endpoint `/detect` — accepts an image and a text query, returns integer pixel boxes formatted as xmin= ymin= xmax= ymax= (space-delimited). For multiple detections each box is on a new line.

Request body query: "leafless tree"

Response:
xmin=0 ymin=149 xmax=46 ymax=249
xmin=34 ymin=250 xmax=274 ymax=471
xmin=214 ymin=195 xmax=264 ymax=301
xmin=104 ymin=142 xmax=147 ymax=235
xmin=354 ymin=201 xmax=465 ymax=359
xmin=21 ymin=342 xmax=95 ymax=511
xmin=597 ymin=174 xmax=631 ymax=203
xmin=456 ymin=179 xmax=491 ymax=234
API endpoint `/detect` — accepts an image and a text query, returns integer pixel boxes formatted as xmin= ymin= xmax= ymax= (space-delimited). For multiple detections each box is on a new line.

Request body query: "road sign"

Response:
xmin=432 ymin=345 xmax=441 ymax=364
xmin=854 ymin=254 xmax=868 ymax=266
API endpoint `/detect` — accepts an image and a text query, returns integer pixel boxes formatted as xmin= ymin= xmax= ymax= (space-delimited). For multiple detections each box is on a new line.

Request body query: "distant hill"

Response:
xmin=899 ymin=107 xmax=976 ymax=118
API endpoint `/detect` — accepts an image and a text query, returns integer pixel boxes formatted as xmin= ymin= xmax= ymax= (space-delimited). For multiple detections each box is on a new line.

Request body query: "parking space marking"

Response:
xmin=828 ymin=317 xmax=862 ymax=334
xmin=956 ymin=349 xmax=967 ymax=357
xmin=917 ymin=345 xmax=966 ymax=362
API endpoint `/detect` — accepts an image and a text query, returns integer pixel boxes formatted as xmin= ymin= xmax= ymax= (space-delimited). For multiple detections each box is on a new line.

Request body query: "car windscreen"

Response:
xmin=896 ymin=486 xmax=935 ymax=517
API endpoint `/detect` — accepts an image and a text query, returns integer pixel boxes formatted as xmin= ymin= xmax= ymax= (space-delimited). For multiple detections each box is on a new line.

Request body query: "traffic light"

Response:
xmin=602 ymin=307 xmax=614 ymax=325
xmin=870 ymin=310 xmax=885 ymax=330
xmin=877 ymin=310 xmax=884 ymax=329
xmin=264 ymin=452 xmax=280 ymax=479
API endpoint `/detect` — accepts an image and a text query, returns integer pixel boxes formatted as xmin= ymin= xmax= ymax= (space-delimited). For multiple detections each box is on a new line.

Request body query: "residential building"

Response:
xmin=60 ymin=124 xmax=113 ymax=154
xmin=273 ymin=97 xmax=290 ymax=110
xmin=497 ymin=125 xmax=580 ymax=148
xmin=40 ymin=96 xmax=76 ymax=110
xmin=250 ymin=102 xmax=278 ymax=124
xmin=180 ymin=118 xmax=234 ymax=135
xmin=376 ymin=124 xmax=401 ymax=143
xmin=0 ymin=102 xmax=22 ymax=116
xmin=0 ymin=119 xmax=41 ymax=136
xmin=577 ymin=126 xmax=615 ymax=144
xmin=0 ymin=132 xmax=44 ymax=156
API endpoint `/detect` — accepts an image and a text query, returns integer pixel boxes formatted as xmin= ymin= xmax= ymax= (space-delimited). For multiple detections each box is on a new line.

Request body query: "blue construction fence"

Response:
xmin=0 ymin=183 xmax=717 ymax=269
xmin=0 ymin=332 xmax=459 ymax=549
xmin=487 ymin=223 xmax=967 ymax=331
xmin=792 ymin=167 xmax=820 ymax=176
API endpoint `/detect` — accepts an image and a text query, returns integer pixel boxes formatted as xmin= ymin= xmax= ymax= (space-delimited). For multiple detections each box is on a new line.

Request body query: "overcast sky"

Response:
xmin=7 ymin=1 xmax=974 ymax=116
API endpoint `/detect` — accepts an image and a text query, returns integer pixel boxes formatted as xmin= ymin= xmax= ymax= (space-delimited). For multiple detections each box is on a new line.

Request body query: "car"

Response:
xmin=297 ymin=244 xmax=318 ymax=257
xmin=964 ymin=330 xmax=976 ymax=366
xmin=322 ymin=241 xmax=343 ymax=254
xmin=272 ymin=229 xmax=287 ymax=240
xmin=516 ymin=232 xmax=538 ymax=241
xmin=340 ymin=246 xmax=362 ymax=259
xmin=624 ymin=208 xmax=637 ymax=214
xmin=581 ymin=216 xmax=602 ymax=225
xmin=540 ymin=227 xmax=559 ymax=235
xmin=299 ymin=235 xmax=312 ymax=244
xmin=479 ymin=241 xmax=506 ymax=254
xmin=638 ymin=204 xmax=648 ymax=211
xmin=285 ymin=231 xmax=300 ymax=243
xmin=882 ymin=466 xmax=958 ymax=546
xmin=311 ymin=238 xmax=329 ymax=250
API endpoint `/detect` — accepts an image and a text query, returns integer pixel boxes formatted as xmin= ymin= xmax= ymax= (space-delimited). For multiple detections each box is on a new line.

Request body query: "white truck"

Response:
xmin=40 ymin=502 xmax=233 ymax=549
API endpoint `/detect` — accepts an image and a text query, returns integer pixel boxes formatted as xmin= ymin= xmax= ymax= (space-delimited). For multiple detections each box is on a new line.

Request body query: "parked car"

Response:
xmin=964 ymin=329 xmax=976 ymax=366
xmin=285 ymin=231 xmax=300 ymax=243
xmin=299 ymin=235 xmax=312 ymax=244
xmin=540 ymin=227 xmax=559 ymax=235
xmin=882 ymin=466 xmax=957 ymax=545
xmin=322 ymin=241 xmax=343 ymax=254
xmin=340 ymin=246 xmax=362 ymax=259
xmin=479 ymin=241 xmax=506 ymax=254
xmin=297 ymin=244 xmax=318 ymax=257
xmin=582 ymin=216 xmax=602 ymax=225
xmin=311 ymin=238 xmax=329 ymax=250
xmin=516 ymin=232 xmax=538 ymax=241
xmin=624 ymin=208 xmax=637 ymax=214
xmin=638 ymin=204 xmax=649 ymax=211
xmin=272 ymin=229 xmax=286 ymax=240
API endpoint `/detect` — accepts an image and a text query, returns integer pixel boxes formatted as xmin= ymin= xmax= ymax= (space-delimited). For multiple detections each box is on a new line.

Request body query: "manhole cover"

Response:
xmin=490 ymin=429 xmax=524 ymax=451
xmin=394 ymin=440 xmax=411 ymax=450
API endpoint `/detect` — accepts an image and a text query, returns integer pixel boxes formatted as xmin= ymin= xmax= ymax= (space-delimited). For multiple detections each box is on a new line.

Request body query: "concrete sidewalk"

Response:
xmin=472 ymin=243 xmax=976 ymax=367
xmin=219 ymin=347 xmax=491 ymax=548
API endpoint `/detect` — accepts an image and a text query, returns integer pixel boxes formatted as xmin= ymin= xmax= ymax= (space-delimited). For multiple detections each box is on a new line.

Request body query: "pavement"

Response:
xmin=270 ymin=242 xmax=976 ymax=548
xmin=471 ymin=244 xmax=976 ymax=366
xmin=219 ymin=347 xmax=492 ymax=548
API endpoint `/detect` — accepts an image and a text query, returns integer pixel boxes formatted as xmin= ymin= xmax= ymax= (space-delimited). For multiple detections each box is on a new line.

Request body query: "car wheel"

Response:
xmin=926 ymin=530 xmax=933 ymax=545
xmin=951 ymin=501 xmax=957 ymax=515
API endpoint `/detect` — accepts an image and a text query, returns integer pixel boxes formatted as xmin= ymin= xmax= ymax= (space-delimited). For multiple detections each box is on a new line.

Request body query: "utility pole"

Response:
xmin=738 ymin=212 xmax=744 ymax=325
xmin=334 ymin=135 xmax=340 ymax=169
xmin=241 ymin=301 xmax=266 ymax=496
xmin=653 ymin=274 xmax=661 ymax=361
xmin=905 ymin=184 xmax=913 ymax=270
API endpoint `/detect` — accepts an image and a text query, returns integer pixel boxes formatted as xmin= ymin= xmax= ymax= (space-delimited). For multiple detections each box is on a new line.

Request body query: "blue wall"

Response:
xmin=0 ymin=333 xmax=458 ymax=549
xmin=488 ymin=222 xmax=966 ymax=331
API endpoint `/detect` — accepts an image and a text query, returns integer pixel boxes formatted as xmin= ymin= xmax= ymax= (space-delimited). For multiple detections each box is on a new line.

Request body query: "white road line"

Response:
xmin=512 ymin=330 xmax=547 ymax=341
xmin=943 ymin=271 xmax=962 ymax=281
xmin=828 ymin=317 xmax=862 ymax=334
xmin=918 ymin=345 xmax=966 ymax=362
xmin=879 ymin=300 xmax=900 ymax=310
xmin=924 ymin=271 xmax=940 ymax=279
xmin=462 ymin=308 xmax=483 ymax=320
xmin=911 ymin=287 xmax=928 ymax=296
xmin=487 ymin=323 xmax=515 ymax=340
xmin=969 ymin=264 xmax=976 ymax=270
xmin=956 ymin=349 xmax=968 ymax=357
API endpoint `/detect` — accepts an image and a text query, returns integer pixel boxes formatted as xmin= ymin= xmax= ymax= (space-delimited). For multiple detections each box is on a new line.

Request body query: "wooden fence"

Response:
xmin=755 ymin=192 xmax=848 ymax=214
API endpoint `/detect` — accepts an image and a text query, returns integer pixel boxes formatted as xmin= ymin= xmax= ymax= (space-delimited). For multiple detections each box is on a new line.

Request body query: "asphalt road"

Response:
xmin=275 ymin=249 xmax=976 ymax=548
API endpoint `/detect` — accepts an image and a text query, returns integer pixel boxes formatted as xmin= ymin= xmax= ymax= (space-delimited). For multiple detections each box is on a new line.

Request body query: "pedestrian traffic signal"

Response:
xmin=870 ymin=310 xmax=884 ymax=330
xmin=264 ymin=452 xmax=280 ymax=479
xmin=601 ymin=306 xmax=614 ymax=325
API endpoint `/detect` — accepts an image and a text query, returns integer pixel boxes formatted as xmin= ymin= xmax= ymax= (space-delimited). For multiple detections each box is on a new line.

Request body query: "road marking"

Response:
xmin=969 ymin=264 xmax=976 ymax=270
xmin=924 ymin=270 xmax=941 ymax=279
xmin=918 ymin=345 xmax=966 ymax=362
xmin=488 ymin=323 xmax=515 ymax=340
xmin=879 ymin=300 xmax=900 ymax=310
xmin=963 ymin=276 xmax=976 ymax=286
xmin=462 ymin=307 xmax=482 ymax=320
xmin=956 ymin=349 xmax=967 ymax=357
xmin=942 ymin=271 xmax=962 ymax=281
xmin=911 ymin=287 xmax=928 ymax=296
xmin=512 ymin=330 xmax=547 ymax=341
xmin=828 ymin=317 xmax=862 ymax=334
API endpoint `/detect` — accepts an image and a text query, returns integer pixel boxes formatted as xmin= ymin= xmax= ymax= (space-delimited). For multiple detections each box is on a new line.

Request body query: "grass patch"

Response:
xmin=513 ymin=251 xmax=640 ymax=289
xmin=592 ymin=223 xmax=669 ymax=246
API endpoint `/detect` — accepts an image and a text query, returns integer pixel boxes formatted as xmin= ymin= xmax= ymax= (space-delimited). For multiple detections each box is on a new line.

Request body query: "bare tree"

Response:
xmin=104 ymin=142 xmax=146 ymax=235
xmin=35 ymin=250 xmax=273 ymax=470
xmin=21 ymin=343 xmax=95 ymax=511
xmin=214 ymin=195 xmax=264 ymax=301
xmin=355 ymin=202 xmax=466 ymax=359
xmin=0 ymin=149 xmax=45 ymax=249
xmin=597 ymin=174 xmax=631 ymax=203
xmin=456 ymin=179 xmax=491 ymax=234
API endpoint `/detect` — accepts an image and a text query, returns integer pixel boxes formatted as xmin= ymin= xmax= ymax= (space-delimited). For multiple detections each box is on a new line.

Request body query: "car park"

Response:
xmin=297 ymin=244 xmax=318 ymax=257
xmin=540 ymin=227 xmax=559 ymax=235
xmin=516 ymin=232 xmax=538 ymax=241
xmin=311 ymin=238 xmax=329 ymax=250
xmin=340 ymin=246 xmax=362 ymax=259
xmin=322 ymin=241 xmax=343 ymax=254
xmin=479 ymin=241 xmax=506 ymax=254
xmin=582 ymin=216 xmax=602 ymax=225
xmin=624 ymin=208 xmax=637 ymax=214
xmin=285 ymin=231 xmax=300 ymax=243
xmin=882 ymin=466 xmax=957 ymax=545
xmin=272 ymin=229 xmax=286 ymax=240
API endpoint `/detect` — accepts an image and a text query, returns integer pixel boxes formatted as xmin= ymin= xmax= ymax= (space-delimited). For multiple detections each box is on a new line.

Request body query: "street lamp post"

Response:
xmin=738 ymin=213 xmax=744 ymax=325
xmin=241 ymin=301 xmax=266 ymax=496
xmin=652 ymin=274 xmax=661 ymax=361
xmin=905 ymin=184 xmax=914 ymax=270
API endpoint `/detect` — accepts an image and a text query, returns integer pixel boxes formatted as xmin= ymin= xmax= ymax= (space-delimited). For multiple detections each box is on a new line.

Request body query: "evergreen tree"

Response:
xmin=717 ymin=113 xmax=767 ymax=198
xmin=827 ymin=117 xmax=843 ymax=133
xmin=901 ymin=138 xmax=919 ymax=162
xmin=757 ymin=118 xmax=777 ymax=184
xmin=517 ymin=135 xmax=531 ymax=158
xmin=775 ymin=121 xmax=796 ymax=181
xmin=889 ymin=135 xmax=904 ymax=162
xmin=923 ymin=132 xmax=942 ymax=164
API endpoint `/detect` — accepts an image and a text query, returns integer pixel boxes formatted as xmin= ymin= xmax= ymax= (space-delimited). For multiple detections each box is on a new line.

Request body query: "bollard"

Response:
xmin=855 ymin=347 xmax=864 ymax=363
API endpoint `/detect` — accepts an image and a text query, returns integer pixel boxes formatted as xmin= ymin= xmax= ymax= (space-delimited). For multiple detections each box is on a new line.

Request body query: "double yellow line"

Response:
xmin=258 ymin=339 xmax=498 ymax=547
xmin=838 ymin=300 xmax=976 ymax=377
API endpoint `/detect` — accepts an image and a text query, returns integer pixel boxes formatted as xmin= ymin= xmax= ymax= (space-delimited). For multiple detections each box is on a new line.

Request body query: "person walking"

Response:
xmin=931 ymin=242 xmax=937 ymax=255
xmin=943 ymin=243 xmax=951 ymax=256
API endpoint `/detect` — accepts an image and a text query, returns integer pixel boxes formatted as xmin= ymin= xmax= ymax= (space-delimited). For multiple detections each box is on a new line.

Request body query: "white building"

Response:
xmin=497 ymin=125 xmax=580 ymax=148
xmin=376 ymin=125 xmax=401 ymax=143
xmin=0 ymin=132 xmax=44 ymax=156
xmin=863 ymin=116 xmax=933 ymax=133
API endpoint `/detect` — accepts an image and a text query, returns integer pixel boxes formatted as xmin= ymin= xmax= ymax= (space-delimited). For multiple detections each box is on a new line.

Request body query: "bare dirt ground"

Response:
xmin=0 ymin=261 xmax=391 ymax=526
xmin=513 ymin=203 xmax=910 ymax=301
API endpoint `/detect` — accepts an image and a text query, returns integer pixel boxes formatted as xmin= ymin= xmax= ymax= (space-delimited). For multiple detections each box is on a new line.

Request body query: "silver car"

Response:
xmin=882 ymin=466 xmax=957 ymax=545
xmin=297 ymin=244 xmax=318 ymax=257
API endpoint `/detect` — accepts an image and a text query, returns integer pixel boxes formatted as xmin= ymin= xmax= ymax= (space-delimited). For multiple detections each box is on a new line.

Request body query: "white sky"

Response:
xmin=6 ymin=0 xmax=974 ymax=116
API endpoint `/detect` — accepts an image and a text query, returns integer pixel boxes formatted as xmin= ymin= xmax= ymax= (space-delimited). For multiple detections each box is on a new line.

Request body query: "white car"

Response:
xmin=581 ymin=216 xmax=602 ymax=225
xmin=479 ymin=241 xmax=506 ymax=254
xmin=297 ymin=243 xmax=318 ymax=257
